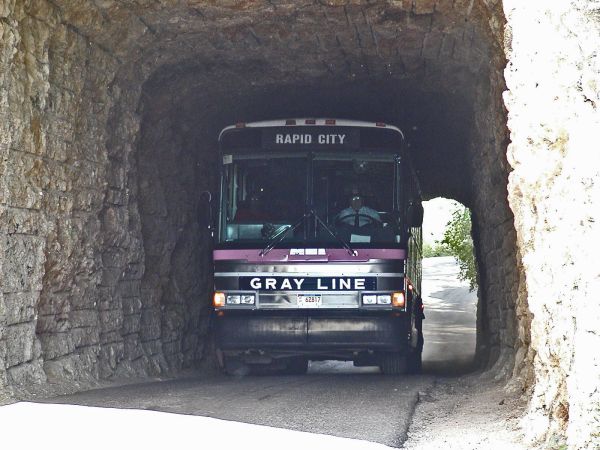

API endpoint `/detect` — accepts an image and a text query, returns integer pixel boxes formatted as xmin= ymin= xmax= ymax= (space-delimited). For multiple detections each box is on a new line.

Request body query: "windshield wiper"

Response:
xmin=312 ymin=211 xmax=357 ymax=256
xmin=259 ymin=213 xmax=308 ymax=256
xmin=259 ymin=210 xmax=357 ymax=257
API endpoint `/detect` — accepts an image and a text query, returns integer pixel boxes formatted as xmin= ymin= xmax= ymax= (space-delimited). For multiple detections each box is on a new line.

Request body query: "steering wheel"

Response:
xmin=335 ymin=213 xmax=381 ymax=229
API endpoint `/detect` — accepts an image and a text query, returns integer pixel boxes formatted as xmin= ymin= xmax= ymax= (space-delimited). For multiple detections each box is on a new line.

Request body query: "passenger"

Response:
xmin=234 ymin=194 xmax=268 ymax=222
xmin=336 ymin=191 xmax=381 ymax=228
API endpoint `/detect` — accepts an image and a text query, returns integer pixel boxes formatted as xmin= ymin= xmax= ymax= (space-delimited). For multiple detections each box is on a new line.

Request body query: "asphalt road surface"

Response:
xmin=7 ymin=257 xmax=477 ymax=449
xmin=421 ymin=256 xmax=477 ymax=374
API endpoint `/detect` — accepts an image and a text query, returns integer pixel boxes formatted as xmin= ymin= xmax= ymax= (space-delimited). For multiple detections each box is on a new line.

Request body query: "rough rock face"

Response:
xmin=0 ymin=0 xmax=597 ymax=448
xmin=504 ymin=1 xmax=600 ymax=448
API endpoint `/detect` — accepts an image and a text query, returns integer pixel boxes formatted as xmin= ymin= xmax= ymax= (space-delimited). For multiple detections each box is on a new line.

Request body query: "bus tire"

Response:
xmin=408 ymin=329 xmax=424 ymax=374
xmin=407 ymin=349 xmax=422 ymax=374
xmin=380 ymin=353 xmax=408 ymax=375
xmin=285 ymin=357 xmax=309 ymax=375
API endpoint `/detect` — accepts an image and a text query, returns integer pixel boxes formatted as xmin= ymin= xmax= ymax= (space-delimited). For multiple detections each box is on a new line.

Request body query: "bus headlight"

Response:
xmin=377 ymin=294 xmax=392 ymax=305
xmin=362 ymin=294 xmax=377 ymax=305
xmin=226 ymin=294 xmax=241 ymax=304
xmin=240 ymin=294 xmax=255 ymax=305
xmin=225 ymin=294 xmax=255 ymax=305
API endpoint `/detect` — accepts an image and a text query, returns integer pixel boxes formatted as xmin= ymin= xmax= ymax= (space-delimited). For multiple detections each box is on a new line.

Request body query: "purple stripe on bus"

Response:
xmin=213 ymin=248 xmax=406 ymax=262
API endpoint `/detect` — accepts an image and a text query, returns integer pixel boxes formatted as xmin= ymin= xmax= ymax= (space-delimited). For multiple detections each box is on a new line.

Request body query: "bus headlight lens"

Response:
xmin=362 ymin=294 xmax=377 ymax=305
xmin=377 ymin=294 xmax=392 ymax=305
xmin=226 ymin=295 xmax=241 ymax=305
xmin=224 ymin=294 xmax=255 ymax=305
xmin=240 ymin=294 xmax=255 ymax=305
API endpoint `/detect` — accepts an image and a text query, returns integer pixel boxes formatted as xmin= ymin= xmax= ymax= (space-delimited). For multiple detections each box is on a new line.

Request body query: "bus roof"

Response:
xmin=218 ymin=118 xmax=405 ymax=141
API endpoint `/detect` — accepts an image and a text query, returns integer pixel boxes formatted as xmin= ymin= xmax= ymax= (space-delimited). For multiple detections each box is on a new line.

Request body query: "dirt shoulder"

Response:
xmin=402 ymin=373 xmax=530 ymax=450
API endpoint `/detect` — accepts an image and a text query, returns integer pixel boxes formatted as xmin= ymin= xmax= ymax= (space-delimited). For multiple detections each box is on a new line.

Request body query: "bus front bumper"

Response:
xmin=212 ymin=310 xmax=410 ymax=357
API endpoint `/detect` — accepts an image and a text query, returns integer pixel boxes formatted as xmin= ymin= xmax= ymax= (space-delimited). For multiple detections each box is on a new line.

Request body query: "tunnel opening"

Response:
xmin=421 ymin=197 xmax=477 ymax=375
xmin=3 ymin=0 xmax=525 ymax=408
xmin=133 ymin=40 xmax=517 ymax=379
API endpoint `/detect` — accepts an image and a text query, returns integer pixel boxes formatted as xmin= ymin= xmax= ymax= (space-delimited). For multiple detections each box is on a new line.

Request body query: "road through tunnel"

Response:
xmin=2 ymin=1 xmax=598 ymax=448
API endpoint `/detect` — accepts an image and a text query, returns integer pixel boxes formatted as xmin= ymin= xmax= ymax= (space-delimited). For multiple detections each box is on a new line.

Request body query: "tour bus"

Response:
xmin=205 ymin=118 xmax=424 ymax=375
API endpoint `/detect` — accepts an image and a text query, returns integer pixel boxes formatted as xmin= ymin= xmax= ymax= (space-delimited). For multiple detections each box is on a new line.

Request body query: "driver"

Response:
xmin=336 ymin=191 xmax=381 ymax=227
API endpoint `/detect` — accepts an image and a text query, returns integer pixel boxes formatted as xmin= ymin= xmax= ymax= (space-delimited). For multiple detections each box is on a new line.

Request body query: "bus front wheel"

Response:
xmin=407 ymin=348 xmax=422 ymax=374
xmin=407 ymin=328 xmax=424 ymax=374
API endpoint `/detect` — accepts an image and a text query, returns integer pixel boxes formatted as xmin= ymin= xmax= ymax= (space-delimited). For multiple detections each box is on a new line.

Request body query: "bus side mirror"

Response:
xmin=407 ymin=202 xmax=424 ymax=228
xmin=198 ymin=191 xmax=213 ymax=233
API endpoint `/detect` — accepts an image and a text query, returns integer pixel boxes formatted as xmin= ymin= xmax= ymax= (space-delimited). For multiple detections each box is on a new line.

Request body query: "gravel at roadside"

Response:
xmin=402 ymin=373 xmax=530 ymax=450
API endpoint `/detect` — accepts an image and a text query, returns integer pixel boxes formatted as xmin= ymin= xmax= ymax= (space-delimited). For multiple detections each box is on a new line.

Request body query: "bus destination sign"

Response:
xmin=239 ymin=276 xmax=376 ymax=291
xmin=262 ymin=128 xmax=360 ymax=150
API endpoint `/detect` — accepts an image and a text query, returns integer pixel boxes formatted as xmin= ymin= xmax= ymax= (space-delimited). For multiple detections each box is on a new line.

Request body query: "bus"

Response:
xmin=205 ymin=118 xmax=424 ymax=375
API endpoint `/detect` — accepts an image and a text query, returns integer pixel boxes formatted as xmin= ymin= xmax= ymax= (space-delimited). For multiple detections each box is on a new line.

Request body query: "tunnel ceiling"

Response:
xmin=47 ymin=0 xmax=504 ymax=202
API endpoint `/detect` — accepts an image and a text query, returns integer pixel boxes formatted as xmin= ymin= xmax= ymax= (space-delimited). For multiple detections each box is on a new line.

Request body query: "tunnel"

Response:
xmin=134 ymin=1 xmax=517 ymax=376
xmin=1 ymin=1 xmax=598 ymax=449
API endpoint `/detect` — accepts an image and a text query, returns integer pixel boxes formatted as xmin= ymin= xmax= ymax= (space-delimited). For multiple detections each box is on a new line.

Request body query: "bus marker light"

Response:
xmin=213 ymin=292 xmax=226 ymax=307
xmin=376 ymin=122 xmax=386 ymax=127
xmin=325 ymin=119 xmax=336 ymax=125
xmin=286 ymin=119 xmax=296 ymax=125
xmin=305 ymin=119 xmax=316 ymax=125
xmin=392 ymin=291 xmax=405 ymax=308
xmin=235 ymin=122 xmax=245 ymax=128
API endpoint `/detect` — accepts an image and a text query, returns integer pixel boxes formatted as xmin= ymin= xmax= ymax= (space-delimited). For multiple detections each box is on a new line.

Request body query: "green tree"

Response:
xmin=423 ymin=241 xmax=452 ymax=258
xmin=441 ymin=206 xmax=477 ymax=290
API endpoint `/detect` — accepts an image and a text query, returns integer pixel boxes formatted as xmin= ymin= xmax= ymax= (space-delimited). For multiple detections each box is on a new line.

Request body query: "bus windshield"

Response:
xmin=219 ymin=153 xmax=401 ymax=248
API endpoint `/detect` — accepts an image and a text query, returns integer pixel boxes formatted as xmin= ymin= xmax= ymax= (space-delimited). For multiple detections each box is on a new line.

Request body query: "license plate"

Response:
xmin=297 ymin=294 xmax=322 ymax=308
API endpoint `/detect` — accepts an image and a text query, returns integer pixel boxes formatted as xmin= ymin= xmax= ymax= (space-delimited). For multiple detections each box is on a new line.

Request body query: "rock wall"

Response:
xmin=469 ymin=70 xmax=527 ymax=380
xmin=136 ymin=90 xmax=215 ymax=373
xmin=459 ymin=2 xmax=528 ymax=381
xmin=0 ymin=1 xmax=187 ymax=394
xmin=503 ymin=1 xmax=600 ymax=448
xmin=1 ymin=1 xmax=117 ymax=390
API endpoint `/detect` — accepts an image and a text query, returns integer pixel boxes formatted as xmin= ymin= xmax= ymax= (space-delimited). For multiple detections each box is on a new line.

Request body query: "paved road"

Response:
xmin=28 ymin=257 xmax=476 ymax=448
xmin=46 ymin=371 xmax=432 ymax=447
xmin=421 ymin=256 xmax=477 ymax=374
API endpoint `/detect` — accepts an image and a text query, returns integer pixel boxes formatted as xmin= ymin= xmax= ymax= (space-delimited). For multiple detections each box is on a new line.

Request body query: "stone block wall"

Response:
xmin=1 ymin=1 xmax=116 ymax=390
xmin=0 ymin=1 xmax=177 ymax=394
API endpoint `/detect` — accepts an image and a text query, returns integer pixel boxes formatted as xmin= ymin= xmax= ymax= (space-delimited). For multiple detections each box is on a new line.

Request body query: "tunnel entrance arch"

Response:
xmin=1 ymin=0 xmax=550 ymax=442
xmin=126 ymin=0 xmax=523 ymax=379
xmin=135 ymin=66 xmax=520 ymax=378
